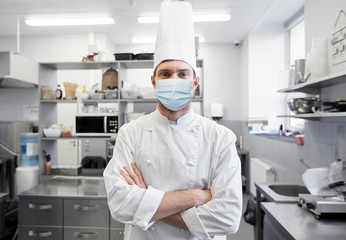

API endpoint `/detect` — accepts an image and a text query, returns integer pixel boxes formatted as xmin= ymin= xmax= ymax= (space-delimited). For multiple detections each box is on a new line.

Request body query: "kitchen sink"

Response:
xmin=268 ymin=184 xmax=310 ymax=197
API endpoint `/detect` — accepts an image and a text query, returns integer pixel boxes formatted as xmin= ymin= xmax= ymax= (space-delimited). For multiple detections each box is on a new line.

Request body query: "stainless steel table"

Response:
xmin=261 ymin=202 xmax=346 ymax=240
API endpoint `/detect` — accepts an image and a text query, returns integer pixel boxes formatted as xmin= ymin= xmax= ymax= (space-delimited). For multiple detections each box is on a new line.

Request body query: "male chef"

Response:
xmin=103 ymin=1 xmax=242 ymax=239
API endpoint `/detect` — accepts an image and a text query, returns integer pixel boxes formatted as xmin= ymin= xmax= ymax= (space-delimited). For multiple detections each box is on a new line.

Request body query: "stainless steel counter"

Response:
xmin=18 ymin=177 xmax=106 ymax=199
xmin=262 ymin=202 xmax=346 ymax=240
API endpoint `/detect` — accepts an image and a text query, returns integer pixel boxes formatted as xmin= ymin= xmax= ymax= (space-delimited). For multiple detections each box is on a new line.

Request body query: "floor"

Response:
xmin=227 ymin=193 xmax=254 ymax=240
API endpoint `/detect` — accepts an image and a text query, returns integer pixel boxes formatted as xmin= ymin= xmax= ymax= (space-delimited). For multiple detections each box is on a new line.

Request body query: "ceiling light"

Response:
xmin=138 ymin=14 xmax=231 ymax=23
xmin=132 ymin=36 xmax=205 ymax=44
xmin=132 ymin=38 xmax=156 ymax=44
xmin=193 ymin=14 xmax=231 ymax=22
xmin=25 ymin=17 xmax=115 ymax=26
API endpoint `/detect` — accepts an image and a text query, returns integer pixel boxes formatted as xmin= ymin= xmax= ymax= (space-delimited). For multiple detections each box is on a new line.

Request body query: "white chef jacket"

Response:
xmin=103 ymin=109 xmax=242 ymax=240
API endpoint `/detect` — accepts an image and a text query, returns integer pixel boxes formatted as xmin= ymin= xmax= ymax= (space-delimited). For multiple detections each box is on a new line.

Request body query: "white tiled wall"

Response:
xmin=224 ymin=120 xmax=346 ymax=185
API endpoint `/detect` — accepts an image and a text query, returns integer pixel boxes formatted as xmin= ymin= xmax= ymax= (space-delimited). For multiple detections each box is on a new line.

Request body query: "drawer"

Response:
xmin=110 ymin=216 xmax=125 ymax=228
xmin=64 ymin=199 xmax=109 ymax=227
xmin=18 ymin=226 xmax=62 ymax=240
xmin=18 ymin=198 xmax=63 ymax=226
xmin=110 ymin=228 xmax=125 ymax=240
xmin=64 ymin=227 xmax=109 ymax=240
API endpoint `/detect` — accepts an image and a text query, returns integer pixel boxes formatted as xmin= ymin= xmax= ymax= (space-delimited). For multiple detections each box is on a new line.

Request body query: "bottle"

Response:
xmin=20 ymin=133 xmax=39 ymax=166
xmin=55 ymin=85 xmax=62 ymax=99
xmin=45 ymin=156 xmax=52 ymax=175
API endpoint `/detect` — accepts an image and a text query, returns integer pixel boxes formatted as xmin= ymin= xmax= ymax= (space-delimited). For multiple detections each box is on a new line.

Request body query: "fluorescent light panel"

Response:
xmin=138 ymin=14 xmax=230 ymax=23
xmin=25 ymin=17 xmax=115 ymax=26
xmin=132 ymin=36 xmax=205 ymax=44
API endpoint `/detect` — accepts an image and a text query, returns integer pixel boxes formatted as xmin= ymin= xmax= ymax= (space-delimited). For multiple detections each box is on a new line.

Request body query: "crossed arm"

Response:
xmin=120 ymin=163 xmax=212 ymax=229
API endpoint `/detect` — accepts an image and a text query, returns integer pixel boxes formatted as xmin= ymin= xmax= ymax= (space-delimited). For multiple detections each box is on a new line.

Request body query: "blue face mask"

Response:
xmin=155 ymin=79 xmax=194 ymax=111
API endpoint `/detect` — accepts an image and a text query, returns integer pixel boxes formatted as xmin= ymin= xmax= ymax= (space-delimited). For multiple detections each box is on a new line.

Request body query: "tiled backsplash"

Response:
xmin=222 ymin=120 xmax=346 ymax=184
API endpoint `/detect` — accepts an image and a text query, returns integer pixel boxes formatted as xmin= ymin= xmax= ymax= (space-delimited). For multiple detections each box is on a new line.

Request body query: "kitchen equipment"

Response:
xmin=294 ymin=59 xmax=305 ymax=84
xmin=0 ymin=51 xmax=38 ymax=88
xmin=43 ymin=128 xmax=61 ymax=138
xmin=135 ymin=53 xmax=154 ymax=60
xmin=114 ymin=53 xmax=135 ymax=60
xmin=298 ymin=160 xmax=346 ymax=218
xmin=105 ymin=89 xmax=118 ymax=99
xmin=323 ymin=99 xmax=346 ymax=112
xmin=75 ymin=113 xmax=118 ymax=136
xmin=287 ymin=97 xmax=320 ymax=114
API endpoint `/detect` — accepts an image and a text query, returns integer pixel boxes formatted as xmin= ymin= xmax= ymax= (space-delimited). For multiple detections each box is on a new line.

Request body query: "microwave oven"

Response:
xmin=75 ymin=113 xmax=118 ymax=136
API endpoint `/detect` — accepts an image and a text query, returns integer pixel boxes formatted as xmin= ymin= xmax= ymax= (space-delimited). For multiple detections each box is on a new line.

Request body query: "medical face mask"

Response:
xmin=155 ymin=79 xmax=194 ymax=111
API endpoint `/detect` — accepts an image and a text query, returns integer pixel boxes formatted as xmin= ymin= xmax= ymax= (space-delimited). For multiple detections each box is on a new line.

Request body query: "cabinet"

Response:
xmin=38 ymin=60 xmax=204 ymax=179
xmin=18 ymin=179 xmax=125 ymax=240
xmin=277 ymin=70 xmax=346 ymax=121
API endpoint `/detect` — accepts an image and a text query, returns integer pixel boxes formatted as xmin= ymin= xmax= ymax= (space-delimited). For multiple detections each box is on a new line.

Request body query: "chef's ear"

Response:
xmin=193 ymin=76 xmax=200 ymax=91
xmin=151 ymin=75 xmax=156 ymax=89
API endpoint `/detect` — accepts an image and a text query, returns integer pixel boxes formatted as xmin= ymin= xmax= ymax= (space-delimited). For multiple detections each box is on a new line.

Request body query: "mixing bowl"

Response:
xmin=288 ymin=97 xmax=320 ymax=114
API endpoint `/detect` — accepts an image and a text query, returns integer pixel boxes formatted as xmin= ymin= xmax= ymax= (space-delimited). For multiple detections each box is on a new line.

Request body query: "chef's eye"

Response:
xmin=158 ymin=71 xmax=171 ymax=78
xmin=179 ymin=72 xmax=190 ymax=78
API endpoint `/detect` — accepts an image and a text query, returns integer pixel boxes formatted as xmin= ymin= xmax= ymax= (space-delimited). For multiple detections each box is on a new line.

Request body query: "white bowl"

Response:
xmin=43 ymin=128 xmax=61 ymax=138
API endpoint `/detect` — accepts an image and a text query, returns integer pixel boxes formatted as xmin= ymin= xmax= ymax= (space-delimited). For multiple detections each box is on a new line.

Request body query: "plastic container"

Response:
xmin=20 ymin=133 xmax=39 ymax=166
xmin=114 ymin=53 xmax=135 ymax=60
xmin=135 ymin=53 xmax=154 ymax=60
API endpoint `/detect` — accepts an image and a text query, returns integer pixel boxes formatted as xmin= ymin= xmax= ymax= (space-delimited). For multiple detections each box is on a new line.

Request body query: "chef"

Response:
xmin=103 ymin=1 xmax=242 ymax=239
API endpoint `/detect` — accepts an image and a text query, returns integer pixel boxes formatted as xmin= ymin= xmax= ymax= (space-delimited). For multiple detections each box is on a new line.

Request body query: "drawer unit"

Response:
xmin=64 ymin=199 xmax=109 ymax=227
xmin=110 ymin=228 xmax=125 ymax=240
xmin=18 ymin=226 xmax=63 ymax=240
xmin=64 ymin=227 xmax=109 ymax=240
xmin=18 ymin=198 xmax=63 ymax=226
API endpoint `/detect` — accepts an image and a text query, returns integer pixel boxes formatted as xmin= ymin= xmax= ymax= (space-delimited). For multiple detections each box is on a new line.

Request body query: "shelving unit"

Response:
xmin=277 ymin=71 xmax=346 ymax=121
xmin=37 ymin=59 xmax=204 ymax=180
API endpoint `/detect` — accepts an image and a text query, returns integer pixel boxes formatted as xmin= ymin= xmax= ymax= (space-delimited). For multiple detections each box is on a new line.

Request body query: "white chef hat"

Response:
xmin=154 ymin=0 xmax=196 ymax=73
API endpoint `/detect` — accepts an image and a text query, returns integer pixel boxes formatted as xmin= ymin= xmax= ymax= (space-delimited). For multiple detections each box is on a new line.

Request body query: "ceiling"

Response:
xmin=0 ymin=0 xmax=304 ymax=45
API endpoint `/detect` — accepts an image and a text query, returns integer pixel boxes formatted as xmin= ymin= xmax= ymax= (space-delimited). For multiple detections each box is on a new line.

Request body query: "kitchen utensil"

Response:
xmin=323 ymin=99 xmax=346 ymax=112
xmin=294 ymin=59 xmax=305 ymax=84
xmin=287 ymin=97 xmax=320 ymax=114
xmin=43 ymin=128 xmax=61 ymax=138
xmin=105 ymin=89 xmax=118 ymax=99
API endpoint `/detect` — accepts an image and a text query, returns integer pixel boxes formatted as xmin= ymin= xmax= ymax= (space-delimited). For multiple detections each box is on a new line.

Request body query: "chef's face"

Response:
xmin=151 ymin=60 xmax=199 ymax=90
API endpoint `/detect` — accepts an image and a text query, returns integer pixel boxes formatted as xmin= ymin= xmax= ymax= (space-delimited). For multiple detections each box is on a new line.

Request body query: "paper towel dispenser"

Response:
xmin=0 ymin=52 xmax=38 ymax=88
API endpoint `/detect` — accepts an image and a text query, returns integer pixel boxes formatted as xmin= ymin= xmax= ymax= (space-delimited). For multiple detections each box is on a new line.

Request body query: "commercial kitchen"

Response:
xmin=0 ymin=0 xmax=346 ymax=239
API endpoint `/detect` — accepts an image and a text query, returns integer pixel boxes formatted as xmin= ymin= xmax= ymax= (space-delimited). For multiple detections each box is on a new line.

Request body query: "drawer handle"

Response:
xmin=28 ymin=230 xmax=53 ymax=237
xmin=28 ymin=203 xmax=53 ymax=210
xmin=74 ymin=204 xmax=99 ymax=211
xmin=74 ymin=232 xmax=99 ymax=239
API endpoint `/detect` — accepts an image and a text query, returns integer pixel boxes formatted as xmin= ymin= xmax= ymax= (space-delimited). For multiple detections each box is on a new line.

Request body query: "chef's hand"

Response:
xmin=120 ymin=163 xmax=147 ymax=189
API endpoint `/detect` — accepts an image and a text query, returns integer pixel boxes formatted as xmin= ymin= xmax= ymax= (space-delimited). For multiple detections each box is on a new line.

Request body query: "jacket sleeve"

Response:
xmin=103 ymin=124 xmax=165 ymax=230
xmin=180 ymin=130 xmax=242 ymax=239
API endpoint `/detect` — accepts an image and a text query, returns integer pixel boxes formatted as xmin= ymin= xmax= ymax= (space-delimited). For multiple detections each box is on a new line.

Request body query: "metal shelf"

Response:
xmin=278 ymin=70 xmax=346 ymax=94
xmin=278 ymin=112 xmax=346 ymax=120
xmin=40 ymin=136 xmax=116 ymax=140
xmin=40 ymin=61 xmax=118 ymax=70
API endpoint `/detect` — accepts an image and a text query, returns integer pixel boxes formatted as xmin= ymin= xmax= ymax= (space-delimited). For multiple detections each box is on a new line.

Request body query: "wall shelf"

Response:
xmin=278 ymin=112 xmax=346 ymax=120
xmin=278 ymin=70 xmax=346 ymax=94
